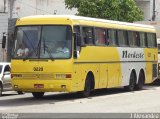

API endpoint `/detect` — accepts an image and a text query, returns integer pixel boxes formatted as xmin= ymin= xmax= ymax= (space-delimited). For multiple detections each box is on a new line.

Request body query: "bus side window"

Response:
xmin=117 ymin=30 xmax=128 ymax=46
xmin=140 ymin=32 xmax=147 ymax=47
xmin=147 ymin=33 xmax=157 ymax=48
xmin=108 ymin=29 xmax=117 ymax=46
xmin=74 ymin=26 xmax=81 ymax=45
xmin=95 ymin=28 xmax=106 ymax=45
xmin=153 ymin=33 xmax=157 ymax=47
xmin=133 ymin=32 xmax=140 ymax=47
xmin=128 ymin=31 xmax=134 ymax=47
xmin=106 ymin=30 xmax=109 ymax=45
xmin=82 ymin=27 xmax=94 ymax=45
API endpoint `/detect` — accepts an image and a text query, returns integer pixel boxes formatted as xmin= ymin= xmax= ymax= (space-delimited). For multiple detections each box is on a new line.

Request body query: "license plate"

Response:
xmin=34 ymin=84 xmax=44 ymax=88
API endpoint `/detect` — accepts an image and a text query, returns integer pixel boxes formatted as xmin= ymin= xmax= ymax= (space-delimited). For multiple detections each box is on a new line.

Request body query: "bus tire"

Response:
xmin=81 ymin=76 xmax=91 ymax=97
xmin=136 ymin=71 xmax=144 ymax=90
xmin=32 ymin=92 xmax=44 ymax=99
xmin=0 ymin=83 xmax=2 ymax=97
xmin=17 ymin=91 xmax=24 ymax=95
xmin=124 ymin=72 xmax=136 ymax=91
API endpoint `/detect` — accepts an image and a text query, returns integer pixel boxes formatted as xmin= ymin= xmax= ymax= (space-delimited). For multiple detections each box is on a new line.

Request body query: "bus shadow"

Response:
xmin=0 ymin=85 xmax=154 ymax=107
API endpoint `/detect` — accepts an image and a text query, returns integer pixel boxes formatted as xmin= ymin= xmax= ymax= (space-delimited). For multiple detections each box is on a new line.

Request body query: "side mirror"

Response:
xmin=2 ymin=33 xmax=6 ymax=48
xmin=74 ymin=50 xmax=80 ymax=59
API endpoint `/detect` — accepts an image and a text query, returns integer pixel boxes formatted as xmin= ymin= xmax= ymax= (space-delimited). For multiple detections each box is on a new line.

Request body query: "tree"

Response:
xmin=65 ymin=0 xmax=144 ymax=22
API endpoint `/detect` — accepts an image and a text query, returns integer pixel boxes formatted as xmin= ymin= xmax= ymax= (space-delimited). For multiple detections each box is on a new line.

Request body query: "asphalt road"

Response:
xmin=0 ymin=85 xmax=160 ymax=118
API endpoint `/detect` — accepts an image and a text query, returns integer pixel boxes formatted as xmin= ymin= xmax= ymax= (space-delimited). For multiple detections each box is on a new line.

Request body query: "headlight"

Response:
xmin=11 ymin=74 xmax=22 ymax=78
xmin=55 ymin=74 xmax=71 ymax=79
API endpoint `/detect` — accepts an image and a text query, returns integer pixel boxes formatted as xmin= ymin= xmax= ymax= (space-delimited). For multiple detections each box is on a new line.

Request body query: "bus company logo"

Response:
xmin=122 ymin=50 xmax=144 ymax=59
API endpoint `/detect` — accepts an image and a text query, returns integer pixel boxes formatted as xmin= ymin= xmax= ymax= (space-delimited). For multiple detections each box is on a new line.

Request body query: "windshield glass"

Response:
xmin=12 ymin=25 xmax=72 ymax=59
xmin=0 ymin=65 xmax=2 ymax=74
xmin=158 ymin=44 xmax=160 ymax=54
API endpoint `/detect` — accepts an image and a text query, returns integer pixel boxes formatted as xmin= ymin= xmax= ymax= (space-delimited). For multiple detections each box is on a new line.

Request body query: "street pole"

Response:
xmin=2 ymin=33 xmax=6 ymax=62
xmin=152 ymin=0 xmax=156 ymax=21
xmin=9 ymin=0 xmax=15 ymax=19
xmin=4 ymin=0 xmax=6 ymax=13
xmin=2 ymin=48 xmax=5 ymax=62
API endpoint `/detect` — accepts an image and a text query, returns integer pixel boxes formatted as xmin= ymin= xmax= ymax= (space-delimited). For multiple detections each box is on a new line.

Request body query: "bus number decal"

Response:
xmin=33 ymin=67 xmax=43 ymax=71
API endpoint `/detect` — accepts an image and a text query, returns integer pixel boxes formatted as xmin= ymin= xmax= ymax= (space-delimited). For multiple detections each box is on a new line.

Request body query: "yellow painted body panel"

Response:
xmin=73 ymin=46 xmax=122 ymax=90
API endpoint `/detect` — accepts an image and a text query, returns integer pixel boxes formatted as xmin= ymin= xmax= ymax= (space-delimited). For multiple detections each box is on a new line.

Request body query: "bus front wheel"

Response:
xmin=17 ymin=91 xmax=24 ymax=94
xmin=32 ymin=92 xmax=44 ymax=99
xmin=81 ymin=76 xmax=91 ymax=97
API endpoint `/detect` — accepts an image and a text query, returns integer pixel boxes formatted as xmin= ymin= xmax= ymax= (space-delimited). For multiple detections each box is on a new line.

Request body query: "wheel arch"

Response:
xmin=86 ymin=71 xmax=95 ymax=90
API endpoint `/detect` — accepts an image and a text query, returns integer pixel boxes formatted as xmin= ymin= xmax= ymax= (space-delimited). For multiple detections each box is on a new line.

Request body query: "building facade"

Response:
xmin=8 ymin=0 xmax=77 ymax=18
xmin=135 ymin=0 xmax=160 ymax=21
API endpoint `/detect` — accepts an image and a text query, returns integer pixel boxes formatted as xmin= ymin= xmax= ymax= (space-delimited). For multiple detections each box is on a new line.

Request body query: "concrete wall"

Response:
xmin=135 ymin=21 xmax=160 ymax=39
xmin=0 ymin=0 xmax=8 ymax=13
xmin=135 ymin=0 xmax=151 ymax=21
xmin=10 ymin=0 xmax=77 ymax=18
xmin=1 ymin=0 xmax=77 ymax=62
xmin=0 ymin=13 xmax=8 ymax=62
xmin=135 ymin=0 xmax=160 ymax=21
xmin=155 ymin=1 xmax=160 ymax=20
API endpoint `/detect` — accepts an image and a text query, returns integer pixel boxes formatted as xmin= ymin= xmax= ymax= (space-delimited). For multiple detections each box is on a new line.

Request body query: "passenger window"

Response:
xmin=82 ymin=27 xmax=94 ymax=45
xmin=153 ymin=33 xmax=157 ymax=47
xmin=128 ymin=31 xmax=134 ymax=47
xmin=74 ymin=26 xmax=81 ymax=46
xmin=147 ymin=33 xmax=157 ymax=47
xmin=117 ymin=30 xmax=128 ymax=46
xmin=133 ymin=32 xmax=140 ymax=47
xmin=140 ymin=32 xmax=147 ymax=47
xmin=108 ymin=29 xmax=117 ymax=46
xmin=95 ymin=28 xmax=106 ymax=45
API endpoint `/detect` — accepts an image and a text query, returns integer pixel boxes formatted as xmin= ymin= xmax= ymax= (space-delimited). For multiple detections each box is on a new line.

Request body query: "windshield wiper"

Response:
xmin=43 ymin=37 xmax=54 ymax=60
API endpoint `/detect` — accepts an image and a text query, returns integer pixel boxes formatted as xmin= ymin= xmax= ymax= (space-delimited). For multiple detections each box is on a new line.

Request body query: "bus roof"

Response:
xmin=16 ymin=15 xmax=156 ymax=32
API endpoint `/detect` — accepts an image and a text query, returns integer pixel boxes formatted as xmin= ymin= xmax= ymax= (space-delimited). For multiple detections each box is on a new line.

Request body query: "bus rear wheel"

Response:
xmin=32 ymin=92 xmax=44 ymax=99
xmin=136 ymin=72 xmax=144 ymax=90
xmin=124 ymin=72 xmax=136 ymax=91
xmin=81 ymin=76 xmax=91 ymax=97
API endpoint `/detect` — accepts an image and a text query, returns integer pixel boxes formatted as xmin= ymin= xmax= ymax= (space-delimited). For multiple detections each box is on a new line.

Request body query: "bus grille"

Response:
xmin=152 ymin=64 xmax=157 ymax=78
xmin=22 ymin=73 xmax=54 ymax=79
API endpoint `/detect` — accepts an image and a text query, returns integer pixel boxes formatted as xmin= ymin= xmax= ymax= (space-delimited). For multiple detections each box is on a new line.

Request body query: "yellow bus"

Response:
xmin=11 ymin=15 xmax=158 ymax=98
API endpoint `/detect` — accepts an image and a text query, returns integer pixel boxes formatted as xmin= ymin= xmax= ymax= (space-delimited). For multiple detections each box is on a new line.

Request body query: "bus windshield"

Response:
xmin=13 ymin=25 xmax=72 ymax=59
